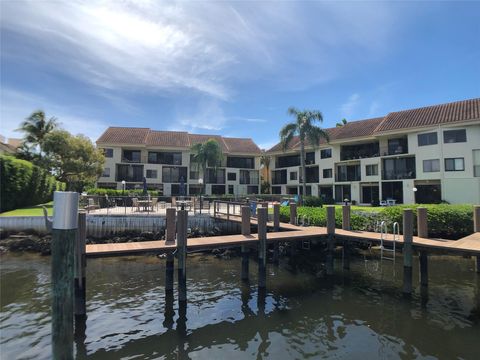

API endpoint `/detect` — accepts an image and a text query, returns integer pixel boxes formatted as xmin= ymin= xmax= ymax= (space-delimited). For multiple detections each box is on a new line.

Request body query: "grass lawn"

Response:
xmin=0 ymin=202 xmax=53 ymax=217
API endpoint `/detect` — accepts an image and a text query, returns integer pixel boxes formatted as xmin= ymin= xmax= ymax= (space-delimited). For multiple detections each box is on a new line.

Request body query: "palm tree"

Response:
xmin=190 ymin=139 xmax=224 ymax=195
xmin=260 ymin=151 xmax=271 ymax=193
xmin=336 ymin=118 xmax=348 ymax=127
xmin=17 ymin=110 xmax=58 ymax=154
xmin=280 ymin=107 xmax=329 ymax=202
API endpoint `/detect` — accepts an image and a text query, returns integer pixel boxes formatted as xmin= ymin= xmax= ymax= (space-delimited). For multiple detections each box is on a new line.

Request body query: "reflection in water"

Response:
xmin=1 ymin=253 xmax=480 ymax=359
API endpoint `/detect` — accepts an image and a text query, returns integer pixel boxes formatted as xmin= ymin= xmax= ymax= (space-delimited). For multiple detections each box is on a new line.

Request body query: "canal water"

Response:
xmin=1 ymin=252 xmax=479 ymax=359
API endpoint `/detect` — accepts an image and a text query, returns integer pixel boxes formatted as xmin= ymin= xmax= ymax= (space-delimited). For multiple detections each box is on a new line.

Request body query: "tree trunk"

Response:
xmin=202 ymin=165 xmax=207 ymax=195
xmin=300 ymin=141 xmax=306 ymax=205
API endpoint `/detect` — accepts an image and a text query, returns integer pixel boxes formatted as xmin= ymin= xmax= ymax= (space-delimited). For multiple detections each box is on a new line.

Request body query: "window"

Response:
xmin=382 ymin=157 xmax=416 ymax=180
xmin=306 ymin=152 xmax=315 ymax=165
xmin=227 ymin=172 xmax=236 ymax=181
xmin=247 ymin=185 xmax=259 ymax=194
xmin=365 ymin=164 xmax=378 ymax=176
xmin=240 ymin=170 xmax=259 ymax=184
xmin=474 ymin=150 xmax=480 ymax=177
xmin=445 ymin=158 xmax=464 ymax=171
xmin=211 ymin=185 xmax=226 ymax=195
xmin=122 ymin=150 xmax=141 ymax=163
xmin=103 ymin=148 xmax=113 ymax=158
xmin=189 ymin=170 xmax=199 ymax=180
xmin=272 ymin=169 xmax=287 ymax=184
xmin=116 ymin=164 xmax=143 ymax=182
xmin=423 ymin=159 xmax=440 ymax=173
xmin=306 ymin=166 xmax=319 ymax=183
xmin=290 ymin=171 xmax=298 ymax=181
xmin=341 ymin=142 xmax=379 ymax=160
xmin=206 ymin=168 xmax=226 ymax=184
xmin=228 ymin=185 xmax=234 ymax=195
xmin=335 ymin=185 xmax=351 ymax=202
xmin=146 ymin=169 xmax=158 ymax=178
xmin=336 ymin=164 xmax=361 ymax=181
xmin=102 ymin=167 xmax=110 ymax=177
xmin=418 ymin=132 xmax=438 ymax=146
xmin=323 ymin=168 xmax=332 ymax=178
xmin=271 ymin=186 xmax=282 ymax=194
xmin=148 ymin=152 xmax=182 ymax=165
xmin=227 ymin=156 xmax=254 ymax=169
xmin=388 ymin=137 xmax=408 ymax=155
xmin=276 ymin=154 xmax=300 ymax=168
xmin=162 ymin=166 xmax=188 ymax=182
xmin=444 ymin=129 xmax=466 ymax=143
xmin=320 ymin=148 xmax=332 ymax=159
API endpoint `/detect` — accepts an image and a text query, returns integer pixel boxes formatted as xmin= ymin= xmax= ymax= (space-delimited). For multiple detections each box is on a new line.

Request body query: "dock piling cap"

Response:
xmin=52 ymin=191 xmax=79 ymax=230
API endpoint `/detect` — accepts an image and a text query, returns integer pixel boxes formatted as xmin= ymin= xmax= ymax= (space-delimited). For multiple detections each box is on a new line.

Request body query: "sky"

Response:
xmin=1 ymin=0 xmax=479 ymax=150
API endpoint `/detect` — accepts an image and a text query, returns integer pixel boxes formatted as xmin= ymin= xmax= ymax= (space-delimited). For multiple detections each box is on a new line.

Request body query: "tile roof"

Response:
xmin=375 ymin=98 xmax=480 ymax=133
xmin=267 ymin=98 xmax=480 ymax=153
xmin=97 ymin=128 xmax=261 ymax=154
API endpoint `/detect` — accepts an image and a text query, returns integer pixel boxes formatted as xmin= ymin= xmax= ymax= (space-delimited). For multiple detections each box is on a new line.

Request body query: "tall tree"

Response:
xmin=260 ymin=151 xmax=271 ymax=193
xmin=336 ymin=118 xmax=348 ymax=127
xmin=280 ymin=107 xmax=329 ymax=202
xmin=17 ymin=110 xmax=58 ymax=154
xmin=43 ymin=130 xmax=104 ymax=191
xmin=190 ymin=139 xmax=224 ymax=195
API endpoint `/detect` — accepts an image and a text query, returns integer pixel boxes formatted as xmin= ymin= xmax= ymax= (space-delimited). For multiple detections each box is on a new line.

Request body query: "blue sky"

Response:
xmin=1 ymin=1 xmax=479 ymax=150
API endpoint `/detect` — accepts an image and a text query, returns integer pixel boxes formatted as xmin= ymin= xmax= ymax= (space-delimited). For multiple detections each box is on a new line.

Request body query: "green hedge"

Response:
xmin=85 ymin=188 xmax=160 ymax=196
xmin=0 ymin=155 xmax=65 ymax=212
xmin=279 ymin=204 xmax=474 ymax=240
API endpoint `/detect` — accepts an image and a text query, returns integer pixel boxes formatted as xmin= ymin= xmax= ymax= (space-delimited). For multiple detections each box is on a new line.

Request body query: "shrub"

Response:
xmin=0 ymin=155 xmax=63 ymax=212
xmin=302 ymin=196 xmax=323 ymax=207
xmin=279 ymin=204 xmax=474 ymax=240
xmin=85 ymin=188 xmax=160 ymax=196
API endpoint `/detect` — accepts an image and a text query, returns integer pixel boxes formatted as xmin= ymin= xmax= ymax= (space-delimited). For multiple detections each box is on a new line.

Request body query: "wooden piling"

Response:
xmin=273 ymin=203 xmax=280 ymax=265
xmin=165 ymin=252 xmax=174 ymax=292
xmin=74 ymin=212 xmax=87 ymax=318
xmin=342 ymin=205 xmax=350 ymax=271
xmin=241 ymin=206 xmax=251 ymax=281
xmin=257 ymin=207 xmax=267 ymax=288
xmin=177 ymin=209 xmax=188 ymax=303
xmin=165 ymin=208 xmax=176 ymax=243
xmin=417 ymin=207 xmax=428 ymax=238
xmin=419 ymin=251 xmax=428 ymax=287
xmin=403 ymin=209 xmax=414 ymax=295
xmin=289 ymin=202 xmax=297 ymax=225
xmin=326 ymin=206 xmax=335 ymax=275
xmin=51 ymin=191 xmax=78 ymax=360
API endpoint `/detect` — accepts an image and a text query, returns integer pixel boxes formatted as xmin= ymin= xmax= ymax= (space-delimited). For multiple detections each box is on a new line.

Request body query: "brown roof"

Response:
xmin=267 ymin=98 xmax=480 ymax=153
xmin=97 ymin=127 xmax=261 ymax=154
xmin=375 ymin=98 xmax=480 ymax=133
xmin=97 ymin=127 xmax=150 ymax=145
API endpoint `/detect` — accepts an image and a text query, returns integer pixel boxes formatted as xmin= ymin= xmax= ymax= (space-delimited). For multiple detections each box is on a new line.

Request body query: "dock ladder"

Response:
xmin=380 ymin=221 xmax=398 ymax=263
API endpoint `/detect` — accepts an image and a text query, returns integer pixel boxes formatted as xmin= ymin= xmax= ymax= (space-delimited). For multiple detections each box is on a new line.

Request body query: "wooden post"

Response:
xmin=403 ymin=209 xmax=414 ymax=295
xmin=273 ymin=203 xmax=280 ymax=265
xmin=51 ymin=191 xmax=78 ymax=360
xmin=177 ymin=209 xmax=188 ymax=303
xmin=227 ymin=202 xmax=230 ymax=220
xmin=257 ymin=207 xmax=267 ymax=288
xmin=289 ymin=202 xmax=297 ymax=225
xmin=241 ymin=206 xmax=251 ymax=281
xmin=74 ymin=212 xmax=87 ymax=318
xmin=417 ymin=207 xmax=428 ymax=238
xmin=165 ymin=252 xmax=174 ymax=292
xmin=326 ymin=206 xmax=335 ymax=275
xmin=342 ymin=205 xmax=350 ymax=271
xmin=166 ymin=208 xmax=176 ymax=243
xmin=419 ymin=251 xmax=428 ymax=287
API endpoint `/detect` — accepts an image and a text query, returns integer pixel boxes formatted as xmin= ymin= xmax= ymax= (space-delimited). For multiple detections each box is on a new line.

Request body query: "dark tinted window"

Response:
xmin=323 ymin=168 xmax=332 ymax=178
xmin=445 ymin=158 xmax=464 ymax=171
xmin=104 ymin=148 xmax=113 ymax=157
xmin=418 ymin=132 xmax=438 ymax=146
xmin=226 ymin=157 xmax=254 ymax=169
xmin=227 ymin=172 xmax=236 ymax=181
xmin=320 ymin=148 xmax=332 ymax=159
xmin=148 ymin=152 xmax=182 ymax=165
xmin=444 ymin=129 xmax=466 ymax=143
xmin=162 ymin=166 xmax=187 ymax=183
xmin=306 ymin=152 xmax=315 ymax=164
xmin=276 ymin=154 xmax=300 ymax=168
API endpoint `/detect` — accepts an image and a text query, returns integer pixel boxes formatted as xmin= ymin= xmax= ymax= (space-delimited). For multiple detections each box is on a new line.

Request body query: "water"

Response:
xmin=1 ymin=252 xmax=479 ymax=359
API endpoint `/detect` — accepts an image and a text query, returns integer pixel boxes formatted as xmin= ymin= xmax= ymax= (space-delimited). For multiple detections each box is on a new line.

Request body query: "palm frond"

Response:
xmin=279 ymin=123 xmax=298 ymax=151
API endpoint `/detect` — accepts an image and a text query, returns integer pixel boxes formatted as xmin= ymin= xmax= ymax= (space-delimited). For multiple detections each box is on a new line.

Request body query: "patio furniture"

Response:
xmin=150 ymin=198 xmax=158 ymax=211
xmin=131 ymin=198 xmax=140 ymax=212
xmin=85 ymin=198 xmax=100 ymax=213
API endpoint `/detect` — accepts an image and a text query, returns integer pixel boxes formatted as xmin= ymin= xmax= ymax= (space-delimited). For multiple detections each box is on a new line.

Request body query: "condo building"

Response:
xmin=96 ymin=128 xmax=262 ymax=196
xmin=266 ymin=98 xmax=480 ymax=204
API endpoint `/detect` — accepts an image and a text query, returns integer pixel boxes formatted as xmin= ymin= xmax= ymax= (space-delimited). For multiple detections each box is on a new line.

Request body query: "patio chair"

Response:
xmin=131 ymin=198 xmax=140 ymax=212
xmin=150 ymin=198 xmax=158 ymax=211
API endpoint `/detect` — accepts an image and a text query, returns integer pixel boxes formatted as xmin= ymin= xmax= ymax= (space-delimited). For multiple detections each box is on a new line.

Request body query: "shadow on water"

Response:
xmin=1 ymin=253 xmax=480 ymax=359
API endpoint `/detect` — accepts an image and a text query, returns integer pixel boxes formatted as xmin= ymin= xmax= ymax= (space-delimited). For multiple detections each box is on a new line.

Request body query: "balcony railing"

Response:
xmin=382 ymin=171 xmax=416 ymax=180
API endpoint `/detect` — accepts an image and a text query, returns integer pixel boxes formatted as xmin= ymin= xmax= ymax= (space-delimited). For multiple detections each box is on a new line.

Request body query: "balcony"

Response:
xmin=340 ymin=142 xmax=379 ymax=161
xmin=382 ymin=157 xmax=416 ymax=180
xmin=116 ymin=164 xmax=144 ymax=182
xmin=206 ymin=168 xmax=226 ymax=184
xmin=122 ymin=150 xmax=143 ymax=163
xmin=240 ymin=170 xmax=259 ymax=184
xmin=384 ymin=137 xmax=408 ymax=156
xmin=335 ymin=164 xmax=361 ymax=182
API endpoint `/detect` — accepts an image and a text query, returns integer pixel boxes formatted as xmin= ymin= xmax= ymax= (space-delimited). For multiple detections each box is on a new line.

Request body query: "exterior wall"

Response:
xmin=268 ymin=122 xmax=480 ymax=205
xmin=96 ymin=145 xmax=261 ymax=196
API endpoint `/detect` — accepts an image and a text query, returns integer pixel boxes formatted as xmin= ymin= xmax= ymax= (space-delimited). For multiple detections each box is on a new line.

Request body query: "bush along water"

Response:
xmin=279 ymin=204 xmax=474 ymax=240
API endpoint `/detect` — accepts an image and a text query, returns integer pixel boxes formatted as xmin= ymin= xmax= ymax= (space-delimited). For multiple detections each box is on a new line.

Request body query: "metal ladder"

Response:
xmin=298 ymin=215 xmax=311 ymax=250
xmin=380 ymin=221 xmax=398 ymax=263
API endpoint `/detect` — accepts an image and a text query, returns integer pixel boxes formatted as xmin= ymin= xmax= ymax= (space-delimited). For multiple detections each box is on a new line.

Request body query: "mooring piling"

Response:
xmin=289 ymin=202 xmax=297 ymax=225
xmin=165 ymin=208 xmax=176 ymax=293
xmin=51 ymin=191 xmax=79 ymax=360
xmin=326 ymin=205 xmax=335 ymax=275
xmin=74 ymin=211 xmax=87 ymax=318
xmin=166 ymin=208 xmax=176 ymax=243
xmin=257 ymin=207 xmax=267 ymax=288
xmin=241 ymin=206 xmax=251 ymax=281
xmin=417 ymin=207 xmax=429 ymax=287
xmin=177 ymin=208 xmax=188 ymax=303
xmin=342 ymin=205 xmax=351 ymax=271
xmin=273 ymin=202 xmax=280 ymax=265
xmin=403 ymin=209 xmax=414 ymax=295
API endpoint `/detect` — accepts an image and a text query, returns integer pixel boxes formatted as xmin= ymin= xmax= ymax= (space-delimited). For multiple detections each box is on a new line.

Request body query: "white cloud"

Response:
xmin=368 ymin=101 xmax=381 ymax=117
xmin=0 ymin=1 xmax=402 ymax=99
xmin=340 ymin=93 xmax=361 ymax=119
xmin=172 ymin=100 xmax=227 ymax=132
xmin=0 ymin=88 xmax=108 ymax=141
xmin=257 ymin=140 xmax=278 ymax=151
